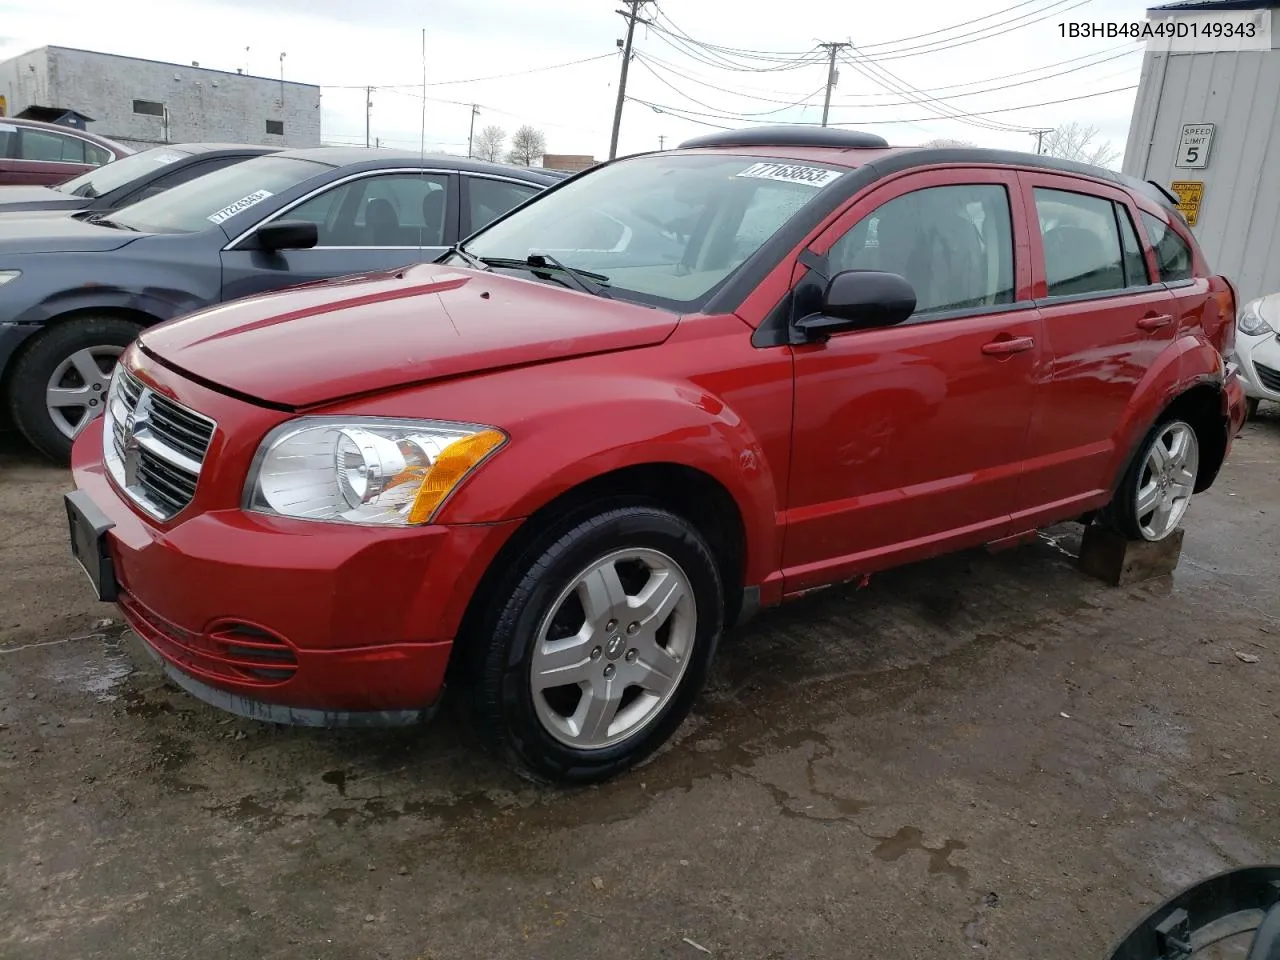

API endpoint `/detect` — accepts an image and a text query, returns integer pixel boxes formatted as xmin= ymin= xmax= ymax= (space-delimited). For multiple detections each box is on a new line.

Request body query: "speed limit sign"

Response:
xmin=1176 ymin=123 xmax=1214 ymax=169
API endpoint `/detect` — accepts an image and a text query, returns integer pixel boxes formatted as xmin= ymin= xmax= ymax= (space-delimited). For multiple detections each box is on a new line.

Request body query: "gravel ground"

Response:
xmin=1 ymin=416 xmax=1277 ymax=960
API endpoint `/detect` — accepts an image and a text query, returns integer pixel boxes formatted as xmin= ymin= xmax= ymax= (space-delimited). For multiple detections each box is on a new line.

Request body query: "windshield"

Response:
xmin=108 ymin=155 xmax=329 ymax=234
xmin=460 ymin=153 xmax=846 ymax=310
xmin=57 ymin=146 xmax=194 ymax=198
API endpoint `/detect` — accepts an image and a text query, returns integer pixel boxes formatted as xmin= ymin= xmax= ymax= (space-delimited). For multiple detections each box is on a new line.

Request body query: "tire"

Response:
xmin=1101 ymin=417 xmax=1201 ymax=542
xmin=7 ymin=316 xmax=143 ymax=464
xmin=471 ymin=504 xmax=725 ymax=785
xmin=1246 ymin=397 xmax=1261 ymax=420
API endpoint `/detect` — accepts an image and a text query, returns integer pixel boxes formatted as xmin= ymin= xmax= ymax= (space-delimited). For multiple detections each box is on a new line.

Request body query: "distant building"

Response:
xmin=0 ymin=46 xmax=321 ymax=150
xmin=542 ymin=153 xmax=597 ymax=172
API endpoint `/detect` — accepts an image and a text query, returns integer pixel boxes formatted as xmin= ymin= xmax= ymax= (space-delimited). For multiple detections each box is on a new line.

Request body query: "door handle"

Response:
xmin=1137 ymin=313 xmax=1174 ymax=331
xmin=981 ymin=336 xmax=1035 ymax=356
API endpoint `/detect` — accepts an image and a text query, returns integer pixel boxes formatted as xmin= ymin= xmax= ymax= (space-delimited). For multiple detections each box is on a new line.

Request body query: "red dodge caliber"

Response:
xmin=66 ymin=126 xmax=1246 ymax=783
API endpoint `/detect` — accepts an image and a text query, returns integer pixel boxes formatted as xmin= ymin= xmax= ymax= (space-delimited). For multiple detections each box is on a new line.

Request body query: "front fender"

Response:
xmin=437 ymin=375 xmax=782 ymax=583
xmin=13 ymin=281 xmax=206 ymax=328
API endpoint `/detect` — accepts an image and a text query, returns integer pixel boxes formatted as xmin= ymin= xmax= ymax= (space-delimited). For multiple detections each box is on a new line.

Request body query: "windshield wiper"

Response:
xmin=480 ymin=253 xmax=612 ymax=298
xmin=446 ymin=243 xmax=489 ymax=271
xmin=87 ymin=215 xmax=138 ymax=231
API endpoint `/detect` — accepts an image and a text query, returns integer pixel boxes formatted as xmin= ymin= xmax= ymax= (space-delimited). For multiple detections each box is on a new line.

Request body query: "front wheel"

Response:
xmin=7 ymin=315 xmax=143 ymax=463
xmin=1103 ymin=419 xmax=1201 ymax=542
xmin=471 ymin=505 xmax=725 ymax=784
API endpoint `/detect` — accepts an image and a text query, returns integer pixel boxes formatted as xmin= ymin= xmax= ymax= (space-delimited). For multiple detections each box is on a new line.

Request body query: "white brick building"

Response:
xmin=0 ymin=46 xmax=321 ymax=150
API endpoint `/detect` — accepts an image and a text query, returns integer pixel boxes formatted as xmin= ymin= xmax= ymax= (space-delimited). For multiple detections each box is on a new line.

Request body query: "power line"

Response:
xmin=635 ymin=44 xmax=1140 ymax=109
xmin=857 ymin=0 xmax=1093 ymax=60
xmin=857 ymin=0 xmax=1072 ymax=51
xmin=626 ymin=83 xmax=1137 ymax=128
xmin=632 ymin=56 xmax=825 ymax=117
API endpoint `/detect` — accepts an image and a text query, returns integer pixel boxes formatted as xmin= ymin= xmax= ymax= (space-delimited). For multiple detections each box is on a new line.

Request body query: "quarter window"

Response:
xmin=1140 ymin=212 xmax=1194 ymax=282
xmin=1033 ymin=188 xmax=1125 ymax=297
xmin=288 ymin=173 xmax=450 ymax=247
xmin=827 ymin=183 xmax=1015 ymax=315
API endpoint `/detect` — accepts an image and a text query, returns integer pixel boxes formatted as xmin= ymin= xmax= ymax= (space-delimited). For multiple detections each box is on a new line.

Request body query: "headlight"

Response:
xmin=0 ymin=270 xmax=20 ymax=286
xmin=1238 ymin=301 xmax=1274 ymax=337
xmin=246 ymin=418 xmax=506 ymax=526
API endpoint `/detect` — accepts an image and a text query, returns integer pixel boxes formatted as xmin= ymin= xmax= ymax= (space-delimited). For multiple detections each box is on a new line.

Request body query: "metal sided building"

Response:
xmin=1123 ymin=0 xmax=1280 ymax=305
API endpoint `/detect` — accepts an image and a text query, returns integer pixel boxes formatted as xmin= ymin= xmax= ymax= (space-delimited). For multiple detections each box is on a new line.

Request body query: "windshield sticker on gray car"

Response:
xmin=0 ymin=123 xmax=15 ymax=134
xmin=735 ymin=162 xmax=841 ymax=189
xmin=207 ymin=190 xmax=274 ymax=224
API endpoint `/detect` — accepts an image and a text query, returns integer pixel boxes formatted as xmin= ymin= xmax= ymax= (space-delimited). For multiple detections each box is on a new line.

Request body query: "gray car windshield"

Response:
xmin=56 ymin=146 xmax=195 ymax=199
xmin=460 ymin=153 xmax=846 ymax=310
xmin=107 ymin=156 xmax=329 ymax=234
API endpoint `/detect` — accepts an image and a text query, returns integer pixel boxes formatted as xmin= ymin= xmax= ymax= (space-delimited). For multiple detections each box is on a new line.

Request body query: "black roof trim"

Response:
xmin=857 ymin=147 xmax=1184 ymax=215
xmin=678 ymin=125 xmax=890 ymax=151
xmin=1149 ymin=0 xmax=1280 ymax=12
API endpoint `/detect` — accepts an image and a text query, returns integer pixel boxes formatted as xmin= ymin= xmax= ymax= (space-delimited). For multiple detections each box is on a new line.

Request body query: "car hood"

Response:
xmin=1256 ymin=292 xmax=1280 ymax=329
xmin=140 ymin=262 xmax=679 ymax=408
xmin=0 ymin=185 xmax=83 ymax=212
xmin=0 ymin=214 xmax=139 ymax=252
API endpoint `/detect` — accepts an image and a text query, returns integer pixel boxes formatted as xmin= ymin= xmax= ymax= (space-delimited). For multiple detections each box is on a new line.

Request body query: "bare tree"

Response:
xmin=473 ymin=125 xmax=506 ymax=163
xmin=507 ymin=125 xmax=547 ymax=166
xmin=921 ymin=137 xmax=977 ymax=148
xmin=1040 ymin=122 xmax=1120 ymax=168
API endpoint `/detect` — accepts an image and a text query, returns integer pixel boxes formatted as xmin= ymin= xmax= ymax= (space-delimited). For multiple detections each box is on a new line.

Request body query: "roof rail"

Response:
xmin=678 ymin=125 xmax=890 ymax=150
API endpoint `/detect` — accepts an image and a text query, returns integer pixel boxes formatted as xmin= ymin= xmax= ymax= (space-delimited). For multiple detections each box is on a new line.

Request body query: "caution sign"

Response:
xmin=1170 ymin=180 xmax=1204 ymax=226
xmin=0 ymin=95 xmax=7 ymax=117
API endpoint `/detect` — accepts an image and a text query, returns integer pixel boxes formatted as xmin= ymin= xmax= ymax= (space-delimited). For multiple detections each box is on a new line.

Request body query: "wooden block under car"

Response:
xmin=1078 ymin=523 xmax=1185 ymax=586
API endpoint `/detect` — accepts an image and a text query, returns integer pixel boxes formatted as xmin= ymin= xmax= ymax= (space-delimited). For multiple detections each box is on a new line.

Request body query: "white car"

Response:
xmin=1232 ymin=292 xmax=1280 ymax=418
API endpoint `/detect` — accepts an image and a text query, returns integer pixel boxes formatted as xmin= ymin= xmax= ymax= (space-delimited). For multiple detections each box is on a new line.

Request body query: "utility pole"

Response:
xmin=819 ymin=41 xmax=851 ymax=127
xmin=609 ymin=0 xmax=650 ymax=161
xmin=658 ymin=134 xmax=665 ymax=150
xmin=467 ymin=104 xmax=480 ymax=158
xmin=278 ymin=51 xmax=286 ymax=107
xmin=365 ymin=87 xmax=373 ymax=148
xmin=1031 ymin=128 xmax=1054 ymax=155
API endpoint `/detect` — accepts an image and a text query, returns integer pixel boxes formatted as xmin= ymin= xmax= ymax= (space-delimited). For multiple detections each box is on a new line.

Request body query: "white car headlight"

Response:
xmin=245 ymin=418 xmax=506 ymax=526
xmin=0 ymin=270 xmax=21 ymax=286
xmin=1238 ymin=301 xmax=1275 ymax=337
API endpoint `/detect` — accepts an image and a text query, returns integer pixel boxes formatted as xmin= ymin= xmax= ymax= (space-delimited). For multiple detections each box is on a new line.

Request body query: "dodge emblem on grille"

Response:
xmin=121 ymin=396 xmax=149 ymax=487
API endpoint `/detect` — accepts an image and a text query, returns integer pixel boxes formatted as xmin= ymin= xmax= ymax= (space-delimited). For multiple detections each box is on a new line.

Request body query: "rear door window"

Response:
xmin=1140 ymin=212 xmax=1194 ymax=282
xmin=1033 ymin=188 xmax=1126 ymax=296
xmin=466 ymin=177 xmax=538 ymax=234
xmin=1116 ymin=205 xmax=1150 ymax=287
xmin=20 ymin=129 xmax=87 ymax=163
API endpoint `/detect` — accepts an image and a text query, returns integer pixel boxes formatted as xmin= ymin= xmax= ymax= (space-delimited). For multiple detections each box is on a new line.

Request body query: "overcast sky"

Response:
xmin=0 ymin=0 xmax=1150 ymax=162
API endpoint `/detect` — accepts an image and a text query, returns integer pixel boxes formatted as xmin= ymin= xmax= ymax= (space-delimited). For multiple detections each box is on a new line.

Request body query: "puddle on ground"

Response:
xmin=44 ymin=631 xmax=134 ymax=703
xmin=870 ymin=825 xmax=970 ymax=887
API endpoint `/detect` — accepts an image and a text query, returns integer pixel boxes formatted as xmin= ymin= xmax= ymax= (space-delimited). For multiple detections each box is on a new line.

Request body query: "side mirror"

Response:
xmin=794 ymin=269 xmax=917 ymax=341
xmin=251 ymin=220 xmax=318 ymax=252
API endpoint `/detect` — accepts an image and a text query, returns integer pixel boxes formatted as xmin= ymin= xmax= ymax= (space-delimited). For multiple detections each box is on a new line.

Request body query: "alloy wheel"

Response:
xmin=45 ymin=346 xmax=123 ymax=440
xmin=1135 ymin=421 xmax=1199 ymax=541
xmin=530 ymin=547 xmax=697 ymax=750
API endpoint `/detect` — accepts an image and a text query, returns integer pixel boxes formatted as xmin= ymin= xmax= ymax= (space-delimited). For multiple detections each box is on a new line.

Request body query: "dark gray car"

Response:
xmin=0 ymin=143 xmax=277 ymax=216
xmin=0 ymin=147 xmax=562 ymax=461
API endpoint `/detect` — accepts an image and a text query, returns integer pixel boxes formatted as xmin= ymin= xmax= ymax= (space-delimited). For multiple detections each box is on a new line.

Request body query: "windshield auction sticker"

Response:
xmin=735 ymin=162 xmax=842 ymax=188
xmin=207 ymin=190 xmax=274 ymax=224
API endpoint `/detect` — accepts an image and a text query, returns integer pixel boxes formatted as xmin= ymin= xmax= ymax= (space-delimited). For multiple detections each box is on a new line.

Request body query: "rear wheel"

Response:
xmin=471 ymin=504 xmax=724 ymax=784
xmin=8 ymin=316 xmax=143 ymax=463
xmin=1103 ymin=419 xmax=1200 ymax=542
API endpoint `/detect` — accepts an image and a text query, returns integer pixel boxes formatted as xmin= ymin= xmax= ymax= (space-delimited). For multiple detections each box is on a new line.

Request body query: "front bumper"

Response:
xmin=69 ymin=418 xmax=521 ymax=724
xmin=1231 ymin=330 xmax=1280 ymax=401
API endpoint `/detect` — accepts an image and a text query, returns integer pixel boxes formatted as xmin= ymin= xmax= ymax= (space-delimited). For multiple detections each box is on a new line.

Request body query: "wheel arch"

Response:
xmin=449 ymin=461 xmax=751 ymax=683
xmin=1113 ymin=379 xmax=1229 ymax=498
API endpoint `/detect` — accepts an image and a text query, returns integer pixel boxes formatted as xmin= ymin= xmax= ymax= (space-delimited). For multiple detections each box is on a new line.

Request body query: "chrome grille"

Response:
xmin=103 ymin=368 xmax=216 ymax=521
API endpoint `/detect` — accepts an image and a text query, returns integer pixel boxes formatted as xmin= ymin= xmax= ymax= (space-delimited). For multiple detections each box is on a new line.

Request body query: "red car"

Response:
xmin=66 ymin=126 xmax=1246 ymax=783
xmin=0 ymin=116 xmax=130 ymax=185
